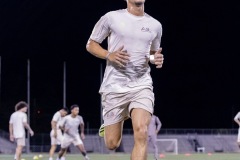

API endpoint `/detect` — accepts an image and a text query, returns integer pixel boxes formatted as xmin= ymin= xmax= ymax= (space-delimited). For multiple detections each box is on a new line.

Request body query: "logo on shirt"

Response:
xmin=106 ymin=111 xmax=115 ymax=119
xmin=141 ymin=27 xmax=151 ymax=33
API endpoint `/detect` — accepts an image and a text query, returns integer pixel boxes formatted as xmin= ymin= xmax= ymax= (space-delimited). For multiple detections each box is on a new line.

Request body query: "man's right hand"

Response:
xmin=30 ymin=130 xmax=34 ymax=136
xmin=107 ymin=46 xmax=130 ymax=67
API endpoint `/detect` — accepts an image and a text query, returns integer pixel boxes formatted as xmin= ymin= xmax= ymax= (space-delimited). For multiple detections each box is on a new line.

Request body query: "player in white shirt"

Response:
xmin=49 ymin=108 xmax=68 ymax=160
xmin=9 ymin=101 xmax=34 ymax=160
xmin=56 ymin=105 xmax=89 ymax=160
xmin=86 ymin=0 xmax=164 ymax=159
xmin=234 ymin=111 xmax=240 ymax=148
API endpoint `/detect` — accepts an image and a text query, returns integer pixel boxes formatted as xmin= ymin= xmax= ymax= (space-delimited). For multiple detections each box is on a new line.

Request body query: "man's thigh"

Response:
xmin=131 ymin=108 xmax=151 ymax=132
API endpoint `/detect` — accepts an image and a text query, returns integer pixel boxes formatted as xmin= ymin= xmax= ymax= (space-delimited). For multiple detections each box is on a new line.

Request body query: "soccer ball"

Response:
xmin=33 ymin=155 xmax=39 ymax=160
xmin=38 ymin=154 xmax=43 ymax=158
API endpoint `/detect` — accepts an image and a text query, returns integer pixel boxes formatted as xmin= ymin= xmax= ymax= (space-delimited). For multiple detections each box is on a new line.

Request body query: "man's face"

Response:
xmin=71 ymin=107 xmax=79 ymax=116
xmin=22 ymin=107 xmax=28 ymax=112
xmin=61 ymin=110 xmax=68 ymax=117
xmin=128 ymin=0 xmax=145 ymax=6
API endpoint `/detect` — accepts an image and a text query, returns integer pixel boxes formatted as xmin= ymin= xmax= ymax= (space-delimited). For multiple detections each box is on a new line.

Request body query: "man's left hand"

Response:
xmin=154 ymin=48 xmax=164 ymax=68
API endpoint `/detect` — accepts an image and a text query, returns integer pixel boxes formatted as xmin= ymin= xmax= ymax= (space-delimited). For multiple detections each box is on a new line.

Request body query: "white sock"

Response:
xmin=61 ymin=157 xmax=65 ymax=160
xmin=49 ymin=157 xmax=53 ymax=160
xmin=14 ymin=154 xmax=17 ymax=160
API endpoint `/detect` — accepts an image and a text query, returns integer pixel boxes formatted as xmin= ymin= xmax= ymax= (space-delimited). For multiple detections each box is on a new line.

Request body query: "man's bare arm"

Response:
xmin=9 ymin=123 xmax=14 ymax=141
xmin=86 ymin=39 xmax=109 ymax=59
xmin=23 ymin=122 xmax=34 ymax=136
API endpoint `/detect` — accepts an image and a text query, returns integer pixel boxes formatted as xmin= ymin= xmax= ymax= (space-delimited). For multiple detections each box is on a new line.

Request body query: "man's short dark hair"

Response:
xmin=70 ymin=104 xmax=79 ymax=110
xmin=15 ymin=101 xmax=28 ymax=111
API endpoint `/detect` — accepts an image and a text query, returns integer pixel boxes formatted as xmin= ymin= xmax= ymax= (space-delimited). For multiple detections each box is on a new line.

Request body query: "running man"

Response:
xmin=86 ymin=0 xmax=164 ymax=159
xmin=234 ymin=111 xmax=240 ymax=148
xmin=148 ymin=115 xmax=162 ymax=160
xmin=9 ymin=101 xmax=34 ymax=160
xmin=49 ymin=108 xmax=69 ymax=160
xmin=56 ymin=104 xmax=89 ymax=160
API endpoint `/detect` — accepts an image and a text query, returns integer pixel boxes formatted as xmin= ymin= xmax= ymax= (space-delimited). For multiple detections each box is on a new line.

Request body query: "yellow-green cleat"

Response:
xmin=99 ymin=124 xmax=105 ymax=137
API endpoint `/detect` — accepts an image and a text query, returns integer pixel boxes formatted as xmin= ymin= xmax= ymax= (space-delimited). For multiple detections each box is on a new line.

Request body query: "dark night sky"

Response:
xmin=0 ymin=0 xmax=240 ymax=133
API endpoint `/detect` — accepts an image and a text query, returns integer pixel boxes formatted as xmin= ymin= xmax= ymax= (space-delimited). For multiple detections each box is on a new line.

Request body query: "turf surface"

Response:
xmin=0 ymin=153 xmax=239 ymax=160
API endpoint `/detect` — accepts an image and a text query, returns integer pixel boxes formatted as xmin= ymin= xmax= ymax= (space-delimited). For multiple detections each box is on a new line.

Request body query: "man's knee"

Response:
xmin=134 ymin=125 xmax=148 ymax=141
xmin=51 ymin=145 xmax=57 ymax=149
xmin=105 ymin=137 xmax=121 ymax=150
xmin=17 ymin=146 xmax=23 ymax=151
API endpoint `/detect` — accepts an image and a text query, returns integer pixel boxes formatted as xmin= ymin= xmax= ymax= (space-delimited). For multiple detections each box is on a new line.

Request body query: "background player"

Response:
xmin=56 ymin=104 xmax=89 ymax=160
xmin=234 ymin=111 xmax=240 ymax=148
xmin=49 ymin=108 xmax=69 ymax=160
xmin=9 ymin=101 xmax=34 ymax=160
xmin=148 ymin=114 xmax=162 ymax=160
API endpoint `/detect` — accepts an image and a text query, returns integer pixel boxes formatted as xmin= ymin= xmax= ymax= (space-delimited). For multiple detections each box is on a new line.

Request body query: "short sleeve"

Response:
xmin=234 ymin=112 xmax=240 ymax=120
xmin=79 ymin=116 xmax=84 ymax=125
xmin=89 ymin=13 xmax=111 ymax=43
xmin=150 ymin=23 xmax=162 ymax=51
xmin=22 ymin=113 xmax=27 ymax=123
xmin=52 ymin=112 xmax=60 ymax=122
xmin=9 ymin=114 xmax=13 ymax=124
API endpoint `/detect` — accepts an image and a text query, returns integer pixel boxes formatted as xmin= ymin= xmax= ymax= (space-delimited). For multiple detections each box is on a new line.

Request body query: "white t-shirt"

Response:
xmin=90 ymin=9 xmax=162 ymax=93
xmin=9 ymin=111 xmax=27 ymax=138
xmin=60 ymin=115 xmax=84 ymax=138
xmin=52 ymin=111 xmax=63 ymax=129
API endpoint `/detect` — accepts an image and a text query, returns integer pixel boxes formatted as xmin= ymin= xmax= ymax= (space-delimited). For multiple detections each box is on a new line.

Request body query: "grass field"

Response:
xmin=0 ymin=153 xmax=239 ymax=160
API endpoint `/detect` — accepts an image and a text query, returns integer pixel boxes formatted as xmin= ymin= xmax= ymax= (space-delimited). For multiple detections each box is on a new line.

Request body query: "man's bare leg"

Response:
xmin=104 ymin=121 xmax=124 ymax=150
xmin=131 ymin=108 xmax=151 ymax=160
xmin=49 ymin=145 xmax=56 ymax=160
xmin=57 ymin=148 xmax=67 ymax=160
xmin=15 ymin=145 xmax=23 ymax=160
xmin=77 ymin=144 xmax=89 ymax=160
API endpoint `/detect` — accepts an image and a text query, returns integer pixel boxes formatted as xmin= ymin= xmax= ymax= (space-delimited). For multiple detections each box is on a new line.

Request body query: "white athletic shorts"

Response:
xmin=50 ymin=129 xmax=63 ymax=145
xmin=61 ymin=134 xmax=83 ymax=149
xmin=101 ymin=88 xmax=154 ymax=126
xmin=238 ymin=128 xmax=240 ymax=142
xmin=16 ymin=137 xmax=26 ymax=146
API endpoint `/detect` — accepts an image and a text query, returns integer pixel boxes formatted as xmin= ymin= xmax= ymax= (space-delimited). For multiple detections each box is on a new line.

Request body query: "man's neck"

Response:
xmin=127 ymin=4 xmax=144 ymax=16
xmin=71 ymin=114 xmax=76 ymax=118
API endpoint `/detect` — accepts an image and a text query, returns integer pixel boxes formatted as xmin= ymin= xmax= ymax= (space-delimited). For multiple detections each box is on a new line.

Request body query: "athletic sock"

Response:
xmin=49 ymin=158 xmax=53 ymax=160
xmin=81 ymin=151 xmax=86 ymax=157
xmin=61 ymin=157 xmax=65 ymax=160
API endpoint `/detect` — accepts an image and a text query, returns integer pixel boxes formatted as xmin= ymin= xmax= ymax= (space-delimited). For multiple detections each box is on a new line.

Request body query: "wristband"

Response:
xmin=105 ymin=52 xmax=111 ymax=60
xmin=150 ymin=55 xmax=155 ymax=64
